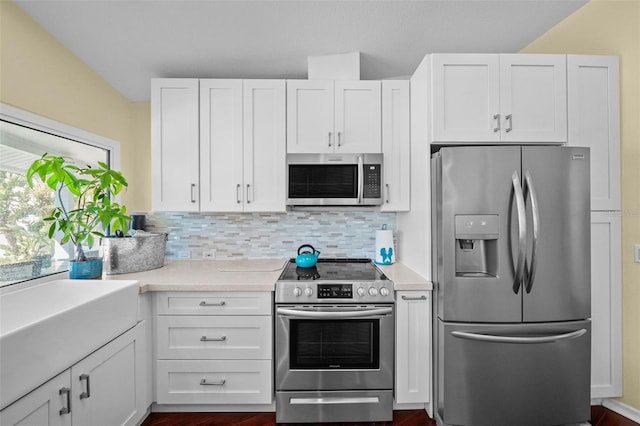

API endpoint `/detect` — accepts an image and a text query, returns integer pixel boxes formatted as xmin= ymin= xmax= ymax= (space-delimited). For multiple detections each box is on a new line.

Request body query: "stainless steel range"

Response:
xmin=275 ymin=258 xmax=394 ymax=424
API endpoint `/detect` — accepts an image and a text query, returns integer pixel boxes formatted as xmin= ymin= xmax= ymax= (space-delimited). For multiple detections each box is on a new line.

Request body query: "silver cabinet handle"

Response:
xmin=337 ymin=131 xmax=342 ymax=147
xmin=385 ymin=183 xmax=390 ymax=204
xmin=523 ymin=171 xmax=540 ymax=294
xmin=79 ymin=374 xmax=90 ymax=399
xmin=512 ymin=171 xmax=527 ymax=294
xmin=246 ymin=184 xmax=251 ymax=204
xmin=493 ymin=114 xmax=500 ymax=132
xmin=451 ymin=329 xmax=587 ymax=344
xmin=505 ymin=114 xmax=513 ymax=132
xmin=200 ymin=378 xmax=226 ymax=386
xmin=328 ymin=131 xmax=332 ymax=147
xmin=59 ymin=387 xmax=71 ymax=415
xmin=401 ymin=295 xmax=427 ymax=301
xmin=200 ymin=335 xmax=226 ymax=342
xmin=199 ymin=300 xmax=226 ymax=307
xmin=236 ymin=184 xmax=242 ymax=204
xmin=190 ymin=183 xmax=197 ymax=203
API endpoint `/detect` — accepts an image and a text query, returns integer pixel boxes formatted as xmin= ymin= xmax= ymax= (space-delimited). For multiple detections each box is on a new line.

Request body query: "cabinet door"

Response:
xmin=381 ymin=80 xmax=410 ymax=211
xmin=200 ymin=79 xmax=244 ymax=212
xmin=334 ymin=81 xmax=382 ymax=153
xmin=151 ymin=79 xmax=200 ymax=211
xmin=395 ymin=291 xmax=430 ymax=404
xmin=431 ymin=54 xmax=501 ymax=142
xmin=568 ymin=55 xmax=620 ymax=211
xmin=499 ymin=54 xmax=567 ymax=143
xmin=71 ymin=324 xmax=145 ymax=426
xmin=243 ymin=80 xmax=286 ymax=212
xmin=0 ymin=371 xmax=71 ymax=426
xmin=287 ymin=80 xmax=334 ymax=153
xmin=590 ymin=212 xmax=622 ymax=398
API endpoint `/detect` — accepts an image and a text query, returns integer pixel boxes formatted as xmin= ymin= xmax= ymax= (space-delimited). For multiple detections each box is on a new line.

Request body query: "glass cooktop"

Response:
xmin=278 ymin=258 xmax=388 ymax=282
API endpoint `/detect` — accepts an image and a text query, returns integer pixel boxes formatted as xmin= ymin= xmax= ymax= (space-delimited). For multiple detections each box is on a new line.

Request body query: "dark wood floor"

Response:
xmin=142 ymin=406 xmax=639 ymax=426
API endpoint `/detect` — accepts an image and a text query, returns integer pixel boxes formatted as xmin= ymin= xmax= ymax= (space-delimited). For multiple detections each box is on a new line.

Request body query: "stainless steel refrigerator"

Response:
xmin=431 ymin=145 xmax=591 ymax=426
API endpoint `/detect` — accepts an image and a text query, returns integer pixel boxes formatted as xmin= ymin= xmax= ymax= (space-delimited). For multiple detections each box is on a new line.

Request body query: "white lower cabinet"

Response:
xmin=155 ymin=292 xmax=273 ymax=405
xmin=156 ymin=360 xmax=272 ymax=405
xmin=0 ymin=323 xmax=146 ymax=426
xmin=590 ymin=212 xmax=622 ymax=398
xmin=0 ymin=371 xmax=71 ymax=426
xmin=395 ymin=291 xmax=431 ymax=404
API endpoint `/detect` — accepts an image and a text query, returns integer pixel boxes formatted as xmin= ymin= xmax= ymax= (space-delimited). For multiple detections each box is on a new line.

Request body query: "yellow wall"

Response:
xmin=0 ymin=0 xmax=150 ymax=211
xmin=522 ymin=0 xmax=640 ymax=410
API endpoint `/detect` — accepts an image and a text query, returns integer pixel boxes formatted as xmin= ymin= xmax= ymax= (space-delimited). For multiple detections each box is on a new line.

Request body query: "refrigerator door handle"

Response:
xmin=512 ymin=171 xmax=527 ymax=294
xmin=523 ymin=171 xmax=540 ymax=294
xmin=451 ymin=328 xmax=587 ymax=344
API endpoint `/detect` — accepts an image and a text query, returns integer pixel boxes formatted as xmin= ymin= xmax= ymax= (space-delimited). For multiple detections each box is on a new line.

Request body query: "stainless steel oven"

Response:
xmin=274 ymin=259 xmax=394 ymax=424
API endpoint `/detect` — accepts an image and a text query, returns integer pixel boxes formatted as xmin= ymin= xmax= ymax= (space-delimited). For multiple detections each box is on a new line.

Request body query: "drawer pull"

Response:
xmin=200 ymin=378 xmax=226 ymax=386
xmin=199 ymin=301 xmax=226 ymax=307
xmin=200 ymin=335 xmax=227 ymax=342
xmin=401 ymin=295 xmax=427 ymax=301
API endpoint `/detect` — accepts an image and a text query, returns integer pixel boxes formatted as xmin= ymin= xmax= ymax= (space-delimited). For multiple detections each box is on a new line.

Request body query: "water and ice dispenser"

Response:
xmin=454 ymin=215 xmax=499 ymax=277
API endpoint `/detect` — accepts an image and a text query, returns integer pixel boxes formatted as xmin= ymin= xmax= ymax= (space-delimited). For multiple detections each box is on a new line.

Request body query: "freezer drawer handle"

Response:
xmin=512 ymin=171 xmax=527 ymax=294
xmin=451 ymin=329 xmax=587 ymax=344
xmin=290 ymin=397 xmax=380 ymax=405
xmin=523 ymin=171 xmax=540 ymax=293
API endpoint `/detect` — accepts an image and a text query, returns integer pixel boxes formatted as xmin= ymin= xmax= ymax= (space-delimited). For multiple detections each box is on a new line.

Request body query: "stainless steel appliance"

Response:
xmin=286 ymin=153 xmax=383 ymax=206
xmin=432 ymin=145 xmax=591 ymax=426
xmin=275 ymin=258 xmax=394 ymax=423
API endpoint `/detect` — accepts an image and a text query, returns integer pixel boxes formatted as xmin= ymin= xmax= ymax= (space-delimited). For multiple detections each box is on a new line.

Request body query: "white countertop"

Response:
xmin=106 ymin=259 xmax=432 ymax=292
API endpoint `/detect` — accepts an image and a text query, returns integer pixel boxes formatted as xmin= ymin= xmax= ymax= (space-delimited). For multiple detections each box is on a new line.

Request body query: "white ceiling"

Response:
xmin=15 ymin=0 xmax=588 ymax=102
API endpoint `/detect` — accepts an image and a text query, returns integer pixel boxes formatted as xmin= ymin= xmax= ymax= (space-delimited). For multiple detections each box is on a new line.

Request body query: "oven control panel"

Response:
xmin=276 ymin=282 xmax=395 ymax=303
xmin=318 ymin=284 xmax=352 ymax=299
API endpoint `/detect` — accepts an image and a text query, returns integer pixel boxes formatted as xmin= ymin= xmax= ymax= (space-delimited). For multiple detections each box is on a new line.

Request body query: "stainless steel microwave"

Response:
xmin=286 ymin=153 xmax=383 ymax=206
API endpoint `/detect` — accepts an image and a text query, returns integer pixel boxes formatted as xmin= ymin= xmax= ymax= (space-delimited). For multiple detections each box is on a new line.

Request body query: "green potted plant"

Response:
xmin=26 ymin=154 xmax=130 ymax=279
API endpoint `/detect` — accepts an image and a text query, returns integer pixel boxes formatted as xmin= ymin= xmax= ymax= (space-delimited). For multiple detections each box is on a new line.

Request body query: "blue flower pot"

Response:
xmin=69 ymin=258 xmax=103 ymax=279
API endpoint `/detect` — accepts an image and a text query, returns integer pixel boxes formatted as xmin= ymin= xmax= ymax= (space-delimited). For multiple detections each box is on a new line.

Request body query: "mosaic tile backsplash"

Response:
xmin=145 ymin=211 xmax=397 ymax=260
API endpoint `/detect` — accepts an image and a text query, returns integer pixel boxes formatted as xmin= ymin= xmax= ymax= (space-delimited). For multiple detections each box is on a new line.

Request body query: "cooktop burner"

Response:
xmin=278 ymin=258 xmax=388 ymax=282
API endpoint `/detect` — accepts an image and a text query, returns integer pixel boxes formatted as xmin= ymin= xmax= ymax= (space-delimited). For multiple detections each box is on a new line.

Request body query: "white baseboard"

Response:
xmin=602 ymin=399 xmax=640 ymax=423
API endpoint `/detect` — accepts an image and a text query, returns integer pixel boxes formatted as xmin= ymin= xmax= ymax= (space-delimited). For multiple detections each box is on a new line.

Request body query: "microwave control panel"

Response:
xmin=363 ymin=164 xmax=381 ymax=199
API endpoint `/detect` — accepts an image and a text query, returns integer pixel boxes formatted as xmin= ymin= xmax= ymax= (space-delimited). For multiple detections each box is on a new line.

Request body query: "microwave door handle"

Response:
xmin=357 ymin=155 xmax=364 ymax=204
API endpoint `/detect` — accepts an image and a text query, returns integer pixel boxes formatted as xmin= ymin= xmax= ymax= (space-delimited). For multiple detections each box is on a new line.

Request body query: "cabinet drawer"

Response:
xmin=155 ymin=292 xmax=272 ymax=315
xmin=156 ymin=315 xmax=272 ymax=360
xmin=156 ymin=360 xmax=272 ymax=404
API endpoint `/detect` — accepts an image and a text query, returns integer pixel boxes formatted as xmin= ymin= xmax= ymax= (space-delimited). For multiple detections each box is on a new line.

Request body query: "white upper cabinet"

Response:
xmin=242 ymin=80 xmax=287 ymax=212
xmin=381 ymin=80 xmax=410 ymax=212
xmin=152 ymin=78 xmax=286 ymax=213
xmin=567 ymin=55 xmax=620 ymax=211
xmin=200 ymin=80 xmax=244 ymax=212
xmin=431 ymin=54 xmax=567 ymax=143
xmin=201 ymin=79 xmax=286 ymax=212
xmin=287 ymin=80 xmax=382 ymax=153
xmin=151 ymin=79 xmax=200 ymax=211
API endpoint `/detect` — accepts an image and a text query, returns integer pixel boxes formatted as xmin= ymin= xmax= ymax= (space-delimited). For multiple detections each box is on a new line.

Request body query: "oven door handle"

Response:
xmin=276 ymin=307 xmax=393 ymax=319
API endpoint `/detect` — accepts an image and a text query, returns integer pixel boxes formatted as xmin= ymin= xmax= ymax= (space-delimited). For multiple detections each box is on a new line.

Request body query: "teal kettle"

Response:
xmin=295 ymin=244 xmax=320 ymax=268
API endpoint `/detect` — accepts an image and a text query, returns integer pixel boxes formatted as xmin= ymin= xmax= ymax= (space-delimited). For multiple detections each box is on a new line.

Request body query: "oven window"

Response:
xmin=290 ymin=319 xmax=379 ymax=369
xmin=288 ymin=165 xmax=358 ymax=199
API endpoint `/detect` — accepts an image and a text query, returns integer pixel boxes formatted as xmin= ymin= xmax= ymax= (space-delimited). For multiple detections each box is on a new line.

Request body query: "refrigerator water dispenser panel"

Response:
xmin=454 ymin=215 xmax=499 ymax=277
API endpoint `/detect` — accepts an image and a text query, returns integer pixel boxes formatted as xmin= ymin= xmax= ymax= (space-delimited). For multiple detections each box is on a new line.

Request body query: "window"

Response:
xmin=0 ymin=105 xmax=121 ymax=286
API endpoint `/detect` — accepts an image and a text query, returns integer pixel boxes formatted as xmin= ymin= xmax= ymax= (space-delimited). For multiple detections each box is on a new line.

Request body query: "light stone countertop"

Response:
xmin=106 ymin=259 xmax=432 ymax=293
xmin=376 ymin=263 xmax=432 ymax=291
